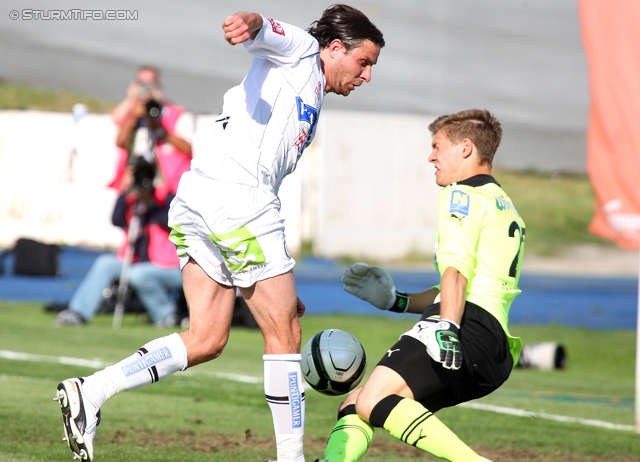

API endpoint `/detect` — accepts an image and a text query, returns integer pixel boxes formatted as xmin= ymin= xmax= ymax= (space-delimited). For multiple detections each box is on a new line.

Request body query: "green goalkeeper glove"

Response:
xmin=341 ymin=263 xmax=409 ymax=312
xmin=426 ymin=319 xmax=463 ymax=370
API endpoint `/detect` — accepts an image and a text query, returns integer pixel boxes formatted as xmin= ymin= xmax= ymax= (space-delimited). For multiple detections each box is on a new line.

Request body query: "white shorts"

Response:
xmin=168 ymin=169 xmax=295 ymax=288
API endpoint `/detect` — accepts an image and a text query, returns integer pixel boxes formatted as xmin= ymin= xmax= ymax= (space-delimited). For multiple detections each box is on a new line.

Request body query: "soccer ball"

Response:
xmin=300 ymin=329 xmax=367 ymax=396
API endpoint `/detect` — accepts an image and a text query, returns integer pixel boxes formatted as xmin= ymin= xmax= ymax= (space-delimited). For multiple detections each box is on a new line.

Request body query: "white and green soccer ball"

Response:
xmin=300 ymin=329 xmax=367 ymax=396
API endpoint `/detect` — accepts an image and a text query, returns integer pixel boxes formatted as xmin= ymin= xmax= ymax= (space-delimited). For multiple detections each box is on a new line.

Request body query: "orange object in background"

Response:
xmin=579 ymin=0 xmax=640 ymax=249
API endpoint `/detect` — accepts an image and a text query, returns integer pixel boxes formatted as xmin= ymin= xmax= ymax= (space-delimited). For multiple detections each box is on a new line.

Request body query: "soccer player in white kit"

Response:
xmin=54 ymin=5 xmax=384 ymax=462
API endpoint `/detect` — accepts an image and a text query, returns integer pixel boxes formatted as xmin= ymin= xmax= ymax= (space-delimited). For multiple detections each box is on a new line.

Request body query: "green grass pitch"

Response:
xmin=1 ymin=301 xmax=639 ymax=461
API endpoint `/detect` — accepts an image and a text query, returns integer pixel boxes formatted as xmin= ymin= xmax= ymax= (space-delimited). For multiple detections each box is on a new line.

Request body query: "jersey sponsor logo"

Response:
xmin=449 ymin=190 xmax=470 ymax=216
xmin=296 ymin=96 xmax=318 ymax=125
xmin=295 ymin=96 xmax=319 ymax=154
xmin=495 ymin=195 xmax=519 ymax=215
xmin=267 ymin=17 xmax=285 ymax=35
xmin=288 ymin=372 xmax=303 ymax=428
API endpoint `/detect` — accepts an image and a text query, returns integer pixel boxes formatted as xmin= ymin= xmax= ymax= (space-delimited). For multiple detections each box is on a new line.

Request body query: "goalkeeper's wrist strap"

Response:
xmin=389 ymin=291 xmax=410 ymax=313
xmin=439 ymin=318 xmax=461 ymax=330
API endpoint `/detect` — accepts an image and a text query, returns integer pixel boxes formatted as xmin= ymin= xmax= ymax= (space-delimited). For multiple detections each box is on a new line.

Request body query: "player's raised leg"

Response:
xmin=54 ymin=259 xmax=236 ymax=461
xmin=240 ymin=270 xmax=305 ymax=462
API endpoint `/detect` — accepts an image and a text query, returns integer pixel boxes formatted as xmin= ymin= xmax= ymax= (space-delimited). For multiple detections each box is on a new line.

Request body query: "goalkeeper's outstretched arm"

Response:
xmin=342 ymin=262 xmax=440 ymax=314
xmin=404 ymin=287 xmax=440 ymax=314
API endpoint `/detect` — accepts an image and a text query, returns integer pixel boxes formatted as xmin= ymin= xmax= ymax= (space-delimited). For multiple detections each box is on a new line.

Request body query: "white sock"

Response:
xmin=264 ymin=354 xmax=305 ymax=462
xmin=84 ymin=333 xmax=188 ymax=408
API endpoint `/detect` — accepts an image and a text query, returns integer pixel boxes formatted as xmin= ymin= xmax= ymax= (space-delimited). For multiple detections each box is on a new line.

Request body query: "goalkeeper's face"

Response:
xmin=428 ymin=131 xmax=469 ymax=187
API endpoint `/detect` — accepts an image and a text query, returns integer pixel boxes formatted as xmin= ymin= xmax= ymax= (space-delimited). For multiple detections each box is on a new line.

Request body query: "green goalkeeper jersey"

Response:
xmin=434 ymin=174 xmax=525 ymax=365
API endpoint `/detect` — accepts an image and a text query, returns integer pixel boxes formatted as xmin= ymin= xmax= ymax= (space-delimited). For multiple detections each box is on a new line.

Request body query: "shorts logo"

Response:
xmin=209 ymin=226 xmax=267 ymax=272
xmin=267 ymin=18 xmax=285 ymax=35
xmin=169 ymin=225 xmax=188 ymax=257
xmin=386 ymin=348 xmax=400 ymax=357
xmin=449 ymin=190 xmax=470 ymax=216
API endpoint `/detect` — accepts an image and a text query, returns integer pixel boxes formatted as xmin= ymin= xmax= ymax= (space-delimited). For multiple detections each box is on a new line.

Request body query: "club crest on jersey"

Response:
xmin=295 ymin=96 xmax=318 ymax=154
xmin=449 ymin=190 xmax=470 ymax=216
xmin=267 ymin=18 xmax=285 ymax=35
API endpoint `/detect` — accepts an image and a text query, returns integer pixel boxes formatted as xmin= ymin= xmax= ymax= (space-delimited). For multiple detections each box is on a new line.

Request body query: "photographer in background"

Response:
xmin=55 ymin=159 xmax=183 ymax=328
xmin=111 ymin=65 xmax=163 ymax=126
xmin=109 ymin=65 xmax=194 ymax=194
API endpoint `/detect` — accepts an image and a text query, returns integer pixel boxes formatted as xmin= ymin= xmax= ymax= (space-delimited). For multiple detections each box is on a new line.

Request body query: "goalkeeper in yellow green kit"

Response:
xmin=315 ymin=109 xmax=525 ymax=462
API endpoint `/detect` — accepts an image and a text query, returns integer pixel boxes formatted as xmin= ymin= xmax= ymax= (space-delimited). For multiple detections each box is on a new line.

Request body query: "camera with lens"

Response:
xmin=132 ymin=157 xmax=156 ymax=193
xmin=145 ymin=98 xmax=163 ymax=120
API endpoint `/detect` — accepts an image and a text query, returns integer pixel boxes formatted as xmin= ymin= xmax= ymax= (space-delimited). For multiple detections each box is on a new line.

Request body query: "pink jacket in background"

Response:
xmin=109 ymin=102 xmax=192 ymax=194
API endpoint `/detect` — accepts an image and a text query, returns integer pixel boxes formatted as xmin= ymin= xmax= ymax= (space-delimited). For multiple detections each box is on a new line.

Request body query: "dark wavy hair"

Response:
xmin=429 ymin=109 xmax=503 ymax=166
xmin=307 ymin=4 xmax=385 ymax=51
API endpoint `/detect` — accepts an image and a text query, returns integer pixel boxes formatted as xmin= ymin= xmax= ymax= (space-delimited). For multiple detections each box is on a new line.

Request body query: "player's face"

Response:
xmin=428 ymin=131 xmax=466 ymax=186
xmin=326 ymin=39 xmax=380 ymax=96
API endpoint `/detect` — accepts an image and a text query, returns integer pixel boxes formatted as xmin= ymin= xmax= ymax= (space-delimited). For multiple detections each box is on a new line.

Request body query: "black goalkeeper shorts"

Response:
xmin=377 ymin=301 xmax=513 ymax=412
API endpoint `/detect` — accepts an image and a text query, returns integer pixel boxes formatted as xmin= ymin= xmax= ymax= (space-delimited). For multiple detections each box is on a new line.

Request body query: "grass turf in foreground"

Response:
xmin=0 ymin=301 xmax=638 ymax=461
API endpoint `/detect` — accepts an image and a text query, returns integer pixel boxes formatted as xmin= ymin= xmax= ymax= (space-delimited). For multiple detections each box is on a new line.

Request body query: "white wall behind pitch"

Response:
xmin=0 ymin=110 xmax=439 ymax=262
xmin=0 ymin=111 xmax=121 ymax=249
xmin=312 ymin=110 xmax=439 ymax=260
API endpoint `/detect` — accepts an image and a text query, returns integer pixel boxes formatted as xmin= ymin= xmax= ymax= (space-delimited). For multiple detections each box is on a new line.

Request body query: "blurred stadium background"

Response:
xmin=1 ymin=0 xmax=588 ymax=172
xmin=1 ymin=2 xmax=639 ymax=303
xmin=0 ymin=0 xmax=593 ymax=256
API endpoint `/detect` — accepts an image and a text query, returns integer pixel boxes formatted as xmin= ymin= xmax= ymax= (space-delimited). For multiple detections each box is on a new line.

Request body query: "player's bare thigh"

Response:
xmin=239 ymin=270 xmax=301 ymax=355
xmin=179 ymin=258 xmax=237 ymax=367
xmin=355 ymin=365 xmax=414 ymax=421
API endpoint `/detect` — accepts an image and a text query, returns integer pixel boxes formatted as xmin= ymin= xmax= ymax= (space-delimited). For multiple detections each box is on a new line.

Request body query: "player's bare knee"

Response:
xmin=182 ymin=332 xmax=229 ymax=365
xmin=187 ymin=344 xmax=225 ymax=366
xmin=339 ymin=388 xmax=360 ymax=411
xmin=203 ymin=335 xmax=229 ymax=358
xmin=354 ymin=394 xmax=375 ymax=422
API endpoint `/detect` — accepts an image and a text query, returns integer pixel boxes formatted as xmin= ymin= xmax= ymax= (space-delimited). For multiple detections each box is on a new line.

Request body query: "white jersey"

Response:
xmin=192 ymin=16 xmax=325 ymax=196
